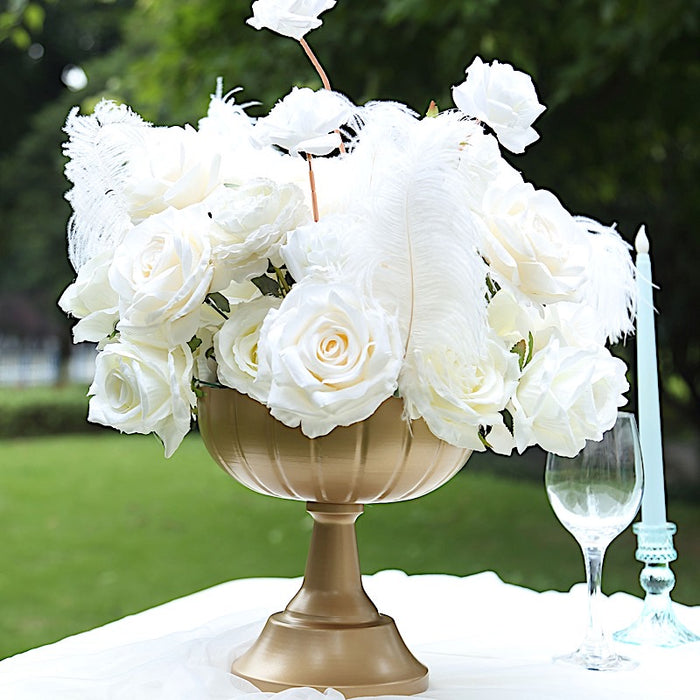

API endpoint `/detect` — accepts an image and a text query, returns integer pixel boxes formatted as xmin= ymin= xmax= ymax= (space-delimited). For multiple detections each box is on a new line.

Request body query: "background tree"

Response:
xmin=1 ymin=0 xmax=698 ymax=436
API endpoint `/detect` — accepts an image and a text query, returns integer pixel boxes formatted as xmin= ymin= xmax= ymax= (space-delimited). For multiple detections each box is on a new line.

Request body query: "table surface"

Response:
xmin=0 ymin=570 xmax=698 ymax=700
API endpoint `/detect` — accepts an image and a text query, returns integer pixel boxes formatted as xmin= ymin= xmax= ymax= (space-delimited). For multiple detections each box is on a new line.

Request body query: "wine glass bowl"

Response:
xmin=545 ymin=412 xmax=643 ymax=670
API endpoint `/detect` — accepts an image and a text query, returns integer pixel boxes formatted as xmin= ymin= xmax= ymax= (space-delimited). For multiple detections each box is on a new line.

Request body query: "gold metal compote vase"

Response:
xmin=198 ymin=387 xmax=471 ymax=697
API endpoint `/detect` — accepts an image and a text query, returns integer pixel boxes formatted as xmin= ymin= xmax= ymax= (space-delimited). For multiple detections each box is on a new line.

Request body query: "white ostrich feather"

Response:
xmin=63 ymin=100 xmax=148 ymax=272
xmin=576 ymin=216 xmax=637 ymax=343
xmin=342 ymin=106 xmax=489 ymax=404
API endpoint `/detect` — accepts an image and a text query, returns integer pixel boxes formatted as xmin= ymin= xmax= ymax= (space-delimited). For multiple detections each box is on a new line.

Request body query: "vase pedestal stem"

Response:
xmin=231 ymin=502 xmax=429 ymax=697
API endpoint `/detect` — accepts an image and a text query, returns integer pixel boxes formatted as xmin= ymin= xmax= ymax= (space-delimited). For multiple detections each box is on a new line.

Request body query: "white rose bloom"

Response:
xmin=482 ymin=181 xmax=590 ymax=305
xmin=247 ymin=0 xmax=337 ymax=40
xmin=255 ymin=87 xmax=355 ymax=157
xmin=486 ymin=287 xmax=540 ymax=350
xmin=88 ymin=340 xmax=195 ymax=457
xmin=58 ymin=250 xmax=119 ymax=343
xmin=205 ymin=179 xmax=311 ymax=283
xmin=281 ymin=214 xmax=359 ymax=283
xmin=122 ymin=125 xmax=223 ymax=223
xmin=510 ymin=339 xmax=629 ymax=457
xmin=256 ymin=280 xmax=403 ymax=437
xmin=452 ymin=56 xmax=546 ymax=154
xmin=109 ymin=207 xmax=215 ymax=348
xmin=214 ymin=295 xmax=281 ymax=402
xmin=458 ymin=130 xmax=522 ymax=213
xmin=401 ymin=336 xmax=521 ymax=451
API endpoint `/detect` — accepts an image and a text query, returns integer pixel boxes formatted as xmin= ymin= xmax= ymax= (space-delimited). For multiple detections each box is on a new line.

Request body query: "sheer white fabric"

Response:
xmin=0 ymin=571 xmax=697 ymax=699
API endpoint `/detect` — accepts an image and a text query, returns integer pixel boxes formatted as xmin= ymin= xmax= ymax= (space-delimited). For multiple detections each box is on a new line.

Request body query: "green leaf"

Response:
xmin=187 ymin=336 xmax=202 ymax=353
xmin=511 ymin=339 xmax=527 ymax=370
xmin=425 ymin=100 xmax=439 ymax=118
xmin=251 ymin=274 xmax=282 ymax=297
xmin=207 ymin=291 xmax=230 ymax=313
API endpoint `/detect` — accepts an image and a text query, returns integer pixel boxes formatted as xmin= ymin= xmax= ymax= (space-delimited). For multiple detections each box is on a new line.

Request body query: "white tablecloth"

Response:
xmin=0 ymin=571 xmax=698 ymax=699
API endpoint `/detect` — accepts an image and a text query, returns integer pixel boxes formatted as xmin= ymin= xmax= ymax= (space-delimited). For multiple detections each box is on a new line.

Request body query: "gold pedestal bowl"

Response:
xmin=197 ymin=387 xmax=470 ymax=697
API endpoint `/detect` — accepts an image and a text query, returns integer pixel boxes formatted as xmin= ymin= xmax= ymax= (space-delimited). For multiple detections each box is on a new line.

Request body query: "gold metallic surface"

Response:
xmin=197 ymin=388 xmax=471 ymax=697
xmin=198 ymin=388 xmax=469 ymax=504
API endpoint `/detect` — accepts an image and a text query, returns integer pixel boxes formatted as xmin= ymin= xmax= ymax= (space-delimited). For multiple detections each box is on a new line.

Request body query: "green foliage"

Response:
xmin=1 ymin=431 xmax=698 ymax=659
xmin=0 ymin=384 xmax=94 ymax=437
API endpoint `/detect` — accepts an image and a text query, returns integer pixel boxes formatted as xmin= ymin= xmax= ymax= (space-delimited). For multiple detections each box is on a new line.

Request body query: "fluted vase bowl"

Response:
xmin=197 ymin=387 xmax=471 ymax=697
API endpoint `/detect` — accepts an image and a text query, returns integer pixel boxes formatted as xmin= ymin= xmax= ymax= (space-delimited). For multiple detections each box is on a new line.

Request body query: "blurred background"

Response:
xmin=0 ymin=0 xmax=698 ymax=661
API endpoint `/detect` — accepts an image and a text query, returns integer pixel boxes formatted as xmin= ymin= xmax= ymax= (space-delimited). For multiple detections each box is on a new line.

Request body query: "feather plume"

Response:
xmin=575 ymin=216 xmax=637 ymax=343
xmin=63 ymin=100 xmax=148 ymax=272
xmin=340 ymin=106 xmax=490 ymax=413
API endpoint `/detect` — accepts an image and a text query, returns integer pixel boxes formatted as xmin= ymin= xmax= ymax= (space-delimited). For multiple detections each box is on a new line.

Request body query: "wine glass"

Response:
xmin=545 ymin=411 xmax=643 ymax=671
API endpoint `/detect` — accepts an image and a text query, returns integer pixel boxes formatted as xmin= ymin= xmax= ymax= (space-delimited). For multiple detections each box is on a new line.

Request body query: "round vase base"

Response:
xmin=232 ymin=611 xmax=429 ymax=698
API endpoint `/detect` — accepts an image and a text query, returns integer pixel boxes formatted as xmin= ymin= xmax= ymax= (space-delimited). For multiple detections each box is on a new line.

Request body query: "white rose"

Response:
xmin=458 ymin=130 xmax=522 ymax=213
xmin=452 ymin=56 xmax=546 ymax=154
xmin=205 ymin=179 xmax=311 ymax=283
xmin=122 ymin=125 xmax=223 ymax=223
xmin=510 ymin=339 xmax=629 ymax=457
xmin=214 ymin=295 xmax=281 ymax=402
xmin=190 ymin=280 xmax=263 ymax=383
xmin=247 ymin=0 xmax=337 ymax=40
xmin=58 ymin=250 xmax=119 ymax=343
xmin=281 ymin=214 xmax=358 ymax=283
xmin=487 ymin=287 xmax=540 ymax=350
xmin=482 ymin=181 xmax=590 ymax=305
xmin=110 ymin=207 xmax=215 ymax=348
xmin=88 ymin=340 xmax=195 ymax=457
xmin=254 ymin=87 xmax=355 ymax=156
xmin=256 ymin=280 xmax=403 ymax=437
xmin=400 ymin=336 xmax=521 ymax=450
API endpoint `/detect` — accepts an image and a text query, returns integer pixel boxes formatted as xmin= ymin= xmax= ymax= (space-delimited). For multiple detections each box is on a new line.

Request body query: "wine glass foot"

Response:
xmin=614 ymin=607 xmax=700 ymax=648
xmin=553 ymin=647 xmax=638 ymax=672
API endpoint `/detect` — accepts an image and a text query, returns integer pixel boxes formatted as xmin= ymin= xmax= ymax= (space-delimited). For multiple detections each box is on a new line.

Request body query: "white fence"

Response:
xmin=0 ymin=337 xmax=96 ymax=386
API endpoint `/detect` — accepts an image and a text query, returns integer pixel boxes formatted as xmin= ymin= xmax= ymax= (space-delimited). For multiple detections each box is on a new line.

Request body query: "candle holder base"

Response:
xmin=614 ymin=522 xmax=700 ymax=648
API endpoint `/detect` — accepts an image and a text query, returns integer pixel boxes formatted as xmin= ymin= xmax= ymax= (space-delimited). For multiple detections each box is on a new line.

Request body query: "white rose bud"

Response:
xmin=453 ymin=56 xmax=546 ymax=154
xmin=88 ymin=340 xmax=195 ymax=457
xmin=510 ymin=340 xmax=629 ymax=457
xmin=214 ymin=295 xmax=281 ymax=402
xmin=247 ymin=0 xmax=337 ymax=40
xmin=110 ymin=207 xmax=215 ymax=348
xmin=58 ymin=250 xmax=119 ymax=343
xmin=256 ymin=280 xmax=403 ymax=437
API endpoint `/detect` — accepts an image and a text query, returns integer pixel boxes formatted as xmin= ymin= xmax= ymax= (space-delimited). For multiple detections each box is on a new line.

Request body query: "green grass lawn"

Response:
xmin=0 ymin=431 xmax=698 ymax=661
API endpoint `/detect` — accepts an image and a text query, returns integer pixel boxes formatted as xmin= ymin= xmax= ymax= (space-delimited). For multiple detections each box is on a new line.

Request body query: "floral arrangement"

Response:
xmin=59 ymin=0 xmax=636 ymax=459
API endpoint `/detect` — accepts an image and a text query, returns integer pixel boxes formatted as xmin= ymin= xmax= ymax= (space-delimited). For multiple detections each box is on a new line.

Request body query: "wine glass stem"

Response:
xmin=582 ymin=545 xmax=610 ymax=653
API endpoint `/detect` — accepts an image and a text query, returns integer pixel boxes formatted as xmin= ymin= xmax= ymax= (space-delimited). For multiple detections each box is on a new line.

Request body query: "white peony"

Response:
xmin=214 ymin=295 xmax=281 ymax=402
xmin=247 ymin=0 xmax=337 ymax=40
xmin=510 ymin=339 xmax=629 ymax=457
xmin=254 ymin=87 xmax=355 ymax=156
xmin=109 ymin=207 xmax=215 ymax=348
xmin=452 ymin=56 xmax=546 ymax=154
xmin=481 ymin=181 xmax=590 ymax=305
xmin=400 ymin=335 xmax=521 ymax=451
xmin=58 ymin=250 xmax=119 ymax=343
xmin=255 ymin=280 xmax=403 ymax=437
xmin=88 ymin=340 xmax=195 ymax=457
xmin=122 ymin=125 xmax=223 ymax=223
xmin=205 ymin=179 xmax=311 ymax=283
